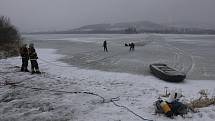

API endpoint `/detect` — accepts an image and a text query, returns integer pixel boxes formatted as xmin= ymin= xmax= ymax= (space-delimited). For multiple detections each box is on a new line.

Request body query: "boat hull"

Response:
xmin=150 ymin=63 xmax=186 ymax=82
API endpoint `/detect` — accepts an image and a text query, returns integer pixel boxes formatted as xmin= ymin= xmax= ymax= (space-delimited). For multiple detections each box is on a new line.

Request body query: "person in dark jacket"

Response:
xmin=129 ymin=42 xmax=132 ymax=51
xmin=19 ymin=44 xmax=29 ymax=72
xmin=129 ymin=42 xmax=135 ymax=51
xmin=28 ymin=43 xmax=41 ymax=74
xmin=103 ymin=40 xmax=108 ymax=52
xmin=131 ymin=42 xmax=135 ymax=51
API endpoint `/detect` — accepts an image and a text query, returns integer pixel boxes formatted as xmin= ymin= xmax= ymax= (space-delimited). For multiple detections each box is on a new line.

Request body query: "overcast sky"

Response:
xmin=1 ymin=0 xmax=215 ymax=32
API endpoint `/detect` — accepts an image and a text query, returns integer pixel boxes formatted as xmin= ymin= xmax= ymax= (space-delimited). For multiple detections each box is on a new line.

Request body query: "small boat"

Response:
xmin=149 ymin=63 xmax=186 ymax=82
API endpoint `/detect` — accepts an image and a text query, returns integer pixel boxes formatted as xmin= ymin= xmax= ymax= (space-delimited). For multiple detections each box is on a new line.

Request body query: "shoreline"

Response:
xmin=0 ymin=48 xmax=215 ymax=121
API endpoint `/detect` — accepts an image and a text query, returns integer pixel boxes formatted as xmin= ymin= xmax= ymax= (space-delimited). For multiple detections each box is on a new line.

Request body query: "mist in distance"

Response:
xmin=0 ymin=0 xmax=215 ymax=32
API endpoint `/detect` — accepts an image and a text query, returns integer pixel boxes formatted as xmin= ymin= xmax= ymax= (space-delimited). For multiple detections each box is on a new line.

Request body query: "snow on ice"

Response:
xmin=0 ymin=49 xmax=215 ymax=121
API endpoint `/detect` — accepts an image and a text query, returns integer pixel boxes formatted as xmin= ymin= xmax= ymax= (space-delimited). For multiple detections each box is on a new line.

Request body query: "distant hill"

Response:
xmin=69 ymin=21 xmax=167 ymax=33
xmin=29 ymin=21 xmax=215 ymax=35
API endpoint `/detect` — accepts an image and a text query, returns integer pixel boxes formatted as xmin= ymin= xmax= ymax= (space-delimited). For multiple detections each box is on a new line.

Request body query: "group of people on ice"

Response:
xmin=103 ymin=40 xmax=135 ymax=52
xmin=125 ymin=42 xmax=135 ymax=51
xmin=128 ymin=42 xmax=135 ymax=51
xmin=19 ymin=43 xmax=41 ymax=74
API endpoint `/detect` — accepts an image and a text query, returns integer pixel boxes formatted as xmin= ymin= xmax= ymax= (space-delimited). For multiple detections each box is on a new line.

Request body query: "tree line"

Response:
xmin=0 ymin=16 xmax=22 ymax=57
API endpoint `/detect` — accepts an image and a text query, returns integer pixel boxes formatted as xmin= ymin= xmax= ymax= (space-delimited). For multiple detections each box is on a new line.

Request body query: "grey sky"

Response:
xmin=1 ymin=0 xmax=215 ymax=32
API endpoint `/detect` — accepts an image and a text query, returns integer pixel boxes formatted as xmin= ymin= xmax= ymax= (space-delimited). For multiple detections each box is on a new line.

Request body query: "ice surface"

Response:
xmin=24 ymin=34 xmax=215 ymax=80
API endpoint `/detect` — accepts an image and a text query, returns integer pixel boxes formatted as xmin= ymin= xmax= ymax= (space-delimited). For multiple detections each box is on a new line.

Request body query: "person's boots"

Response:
xmin=35 ymin=69 xmax=41 ymax=74
xmin=36 ymin=71 xmax=41 ymax=74
xmin=21 ymin=67 xmax=24 ymax=72
xmin=24 ymin=68 xmax=29 ymax=72
xmin=31 ymin=70 xmax=35 ymax=74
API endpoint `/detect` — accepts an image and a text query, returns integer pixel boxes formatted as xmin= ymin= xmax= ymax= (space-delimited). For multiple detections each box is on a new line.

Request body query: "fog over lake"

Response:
xmin=1 ymin=0 xmax=215 ymax=32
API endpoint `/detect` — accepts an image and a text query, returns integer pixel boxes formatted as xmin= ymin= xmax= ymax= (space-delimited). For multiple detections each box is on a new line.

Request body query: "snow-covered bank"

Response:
xmin=0 ymin=49 xmax=215 ymax=121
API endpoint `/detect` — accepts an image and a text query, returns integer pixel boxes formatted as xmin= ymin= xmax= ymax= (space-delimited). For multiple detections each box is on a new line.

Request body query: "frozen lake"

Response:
xmin=1 ymin=34 xmax=215 ymax=121
xmin=23 ymin=34 xmax=215 ymax=80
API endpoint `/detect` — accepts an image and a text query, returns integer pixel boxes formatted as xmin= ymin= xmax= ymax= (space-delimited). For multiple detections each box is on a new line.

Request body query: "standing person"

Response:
xmin=19 ymin=44 xmax=29 ymax=72
xmin=103 ymin=40 xmax=108 ymax=52
xmin=131 ymin=42 xmax=135 ymax=51
xmin=28 ymin=43 xmax=41 ymax=74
